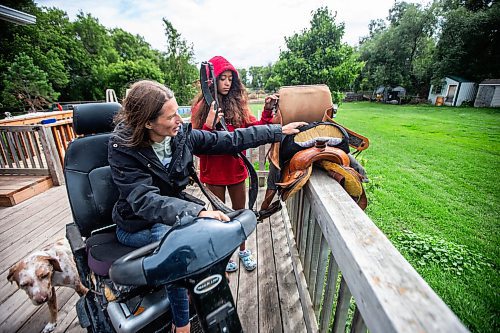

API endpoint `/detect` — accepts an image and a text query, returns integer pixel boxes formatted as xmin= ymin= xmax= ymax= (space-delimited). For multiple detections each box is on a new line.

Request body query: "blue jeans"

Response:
xmin=116 ymin=223 xmax=190 ymax=327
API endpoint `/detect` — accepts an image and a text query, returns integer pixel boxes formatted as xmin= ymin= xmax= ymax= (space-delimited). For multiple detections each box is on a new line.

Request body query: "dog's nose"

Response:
xmin=33 ymin=294 xmax=47 ymax=304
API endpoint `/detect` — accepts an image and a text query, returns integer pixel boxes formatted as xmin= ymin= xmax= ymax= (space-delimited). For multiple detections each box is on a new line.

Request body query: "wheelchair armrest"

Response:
xmin=66 ymin=223 xmax=90 ymax=287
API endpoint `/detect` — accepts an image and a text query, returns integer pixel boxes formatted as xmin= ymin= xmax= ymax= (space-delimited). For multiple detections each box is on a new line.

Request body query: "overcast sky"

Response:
xmin=36 ymin=0 xmax=430 ymax=69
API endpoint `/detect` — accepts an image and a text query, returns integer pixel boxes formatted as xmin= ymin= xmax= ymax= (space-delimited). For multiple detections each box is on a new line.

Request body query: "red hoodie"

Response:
xmin=191 ymin=100 xmax=273 ymax=185
xmin=191 ymin=55 xmax=274 ymax=185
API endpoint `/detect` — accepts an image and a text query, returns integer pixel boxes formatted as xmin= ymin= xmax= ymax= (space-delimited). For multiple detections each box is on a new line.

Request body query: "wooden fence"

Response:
xmin=0 ymin=119 xmax=75 ymax=186
xmin=283 ymin=170 xmax=469 ymax=333
xmin=1 ymin=114 xmax=268 ymax=188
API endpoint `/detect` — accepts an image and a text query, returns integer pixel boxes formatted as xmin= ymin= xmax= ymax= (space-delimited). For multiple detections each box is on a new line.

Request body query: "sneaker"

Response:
xmin=238 ymin=249 xmax=257 ymax=271
xmin=226 ymin=259 xmax=238 ymax=272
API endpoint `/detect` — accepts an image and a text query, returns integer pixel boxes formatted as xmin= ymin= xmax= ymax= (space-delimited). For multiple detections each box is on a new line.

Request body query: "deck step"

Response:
xmin=0 ymin=175 xmax=53 ymax=207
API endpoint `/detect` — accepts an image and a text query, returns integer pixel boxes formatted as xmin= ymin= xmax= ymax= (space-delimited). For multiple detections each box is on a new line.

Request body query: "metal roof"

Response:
xmin=479 ymin=79 xmax=500 ymax=85
xmin=446 ymin=75 xmax=473 ymax=83
xmin=0 ymin=5 xmax=36 ymax=25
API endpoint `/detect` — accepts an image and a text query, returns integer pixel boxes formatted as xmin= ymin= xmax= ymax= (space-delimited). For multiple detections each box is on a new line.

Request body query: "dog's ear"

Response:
xmin=7 ymin=263 xmax=21 ymax=284
xmin=39 ymin=255 xmax=63 ymax=272
xmin=48 ymin=257 xmax=63 ymax=272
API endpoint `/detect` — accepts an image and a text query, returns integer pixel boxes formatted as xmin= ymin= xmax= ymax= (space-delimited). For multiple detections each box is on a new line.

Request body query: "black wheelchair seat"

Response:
xmin=86 ymin=232 xmax=136 ymax=277
xmin=65 ymin=102 xmax=136 ymax=277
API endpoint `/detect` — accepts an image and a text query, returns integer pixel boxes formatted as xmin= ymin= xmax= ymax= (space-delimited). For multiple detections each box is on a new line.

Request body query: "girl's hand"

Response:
xmin=198 ymin=210 xmax=230 ymax=222
xmin=264 ymin=94 xmax=279 ymax=110
xmin=204 ymin=101 xmax=223 ymax=129
xmin=282 ymin=122 xmax=307 ymax=135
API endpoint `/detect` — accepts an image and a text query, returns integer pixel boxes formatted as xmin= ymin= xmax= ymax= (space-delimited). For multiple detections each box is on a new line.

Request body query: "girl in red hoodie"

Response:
xmin=191 ymin=56 xmax=278 ymax=272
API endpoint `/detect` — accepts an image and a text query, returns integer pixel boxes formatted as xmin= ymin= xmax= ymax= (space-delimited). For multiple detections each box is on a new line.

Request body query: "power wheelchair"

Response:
xmin=64 ymin=102 xmax=255 ymax=332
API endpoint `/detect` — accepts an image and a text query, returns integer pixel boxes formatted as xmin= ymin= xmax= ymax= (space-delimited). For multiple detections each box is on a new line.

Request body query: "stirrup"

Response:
xmin=256 ymin=201 xmax=282 ymax=221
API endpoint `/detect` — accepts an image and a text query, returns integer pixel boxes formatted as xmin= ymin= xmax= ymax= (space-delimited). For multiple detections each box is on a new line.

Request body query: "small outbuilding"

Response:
xmin=428 ymin=76 xmax=476 ymax=106
xmin=372 ymin=86 xmax=406 ymax=103
xmin=474 ymin=79 xmax=500 ymax=107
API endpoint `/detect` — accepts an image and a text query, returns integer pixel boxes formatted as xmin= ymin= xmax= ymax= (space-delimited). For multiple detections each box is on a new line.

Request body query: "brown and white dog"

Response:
xmin=7 ymin=238 xmax=88 ymax=333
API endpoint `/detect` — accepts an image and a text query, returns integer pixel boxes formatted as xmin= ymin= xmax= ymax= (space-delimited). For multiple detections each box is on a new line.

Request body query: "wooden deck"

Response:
xmin=0 ymin=175 xmax=53 ymax=207
xmin=0 ymin=185 xmax=308 ymax=333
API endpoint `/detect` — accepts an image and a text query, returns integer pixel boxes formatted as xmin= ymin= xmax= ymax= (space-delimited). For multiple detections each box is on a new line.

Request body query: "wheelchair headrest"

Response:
xmin=73 ymin=102 xmax=121 ymax=135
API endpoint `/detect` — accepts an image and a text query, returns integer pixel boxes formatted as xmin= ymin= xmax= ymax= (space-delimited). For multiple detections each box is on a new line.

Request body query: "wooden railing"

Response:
xmin=283 ymin=170 xmax=469 ymax=333
xmin=47 ymin=119 xmax=76 ymax=167
xmin=2 ymin=114 xmax=267 ymax=188
xmin=0 ymin=110 xmax=73 ymax=125
xmin=0 ymin=119 xmax=75 ymax=186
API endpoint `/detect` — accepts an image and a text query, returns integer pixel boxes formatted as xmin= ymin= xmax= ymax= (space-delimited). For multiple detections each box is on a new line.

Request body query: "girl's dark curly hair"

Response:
xmin=191 ymin=72 xmax=251 ymax=129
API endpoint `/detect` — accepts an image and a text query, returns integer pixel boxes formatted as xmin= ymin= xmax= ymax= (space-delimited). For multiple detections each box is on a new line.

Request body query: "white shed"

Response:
xmin=428 ymin=76 xmax=476 ymax=106
xmin=474 ymin=79 xmax=500 ymax=107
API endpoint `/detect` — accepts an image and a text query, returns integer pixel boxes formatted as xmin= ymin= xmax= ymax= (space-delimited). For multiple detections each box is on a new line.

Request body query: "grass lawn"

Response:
xmin=252 ymin=101 xmax=499 ymax=333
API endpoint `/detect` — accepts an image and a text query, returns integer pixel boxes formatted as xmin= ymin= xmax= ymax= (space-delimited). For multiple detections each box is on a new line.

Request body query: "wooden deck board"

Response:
xmin=270 ymin=206 xmax=308 ymax=332
xmin=0 ymin=185 xmax=308 ymax=333
xmin=0 ymin=175 xmax=53 ymax=207
xmin=257 ymin=190 xmax=283 ymax=332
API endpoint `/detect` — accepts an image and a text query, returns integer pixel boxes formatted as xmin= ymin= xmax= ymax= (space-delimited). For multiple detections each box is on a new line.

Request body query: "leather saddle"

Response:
xmin=266 ymin=85 xmax=368 ymax=212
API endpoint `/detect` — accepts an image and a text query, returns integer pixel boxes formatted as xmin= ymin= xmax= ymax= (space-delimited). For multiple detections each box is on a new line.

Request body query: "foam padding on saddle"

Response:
xmin=294 ymin=124 xmax=344 ymax=144
xmin=318 ymin=160 xmax=363 ymax=198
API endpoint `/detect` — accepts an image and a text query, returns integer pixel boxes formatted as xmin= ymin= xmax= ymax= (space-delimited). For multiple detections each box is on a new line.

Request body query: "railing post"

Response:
xmin=258 ymin=145 xmax=266 ymax=187
xmin=37 ymin=125 xmax=64 ymax=185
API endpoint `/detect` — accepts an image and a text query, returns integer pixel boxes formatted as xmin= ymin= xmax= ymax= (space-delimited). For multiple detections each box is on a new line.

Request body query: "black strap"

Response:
xmin=199 ymin=61 xmax=259 ymax=210
xmin=190 ymin=165 xmax=278 ymax=222
xmin=190 ymin=166 xmax=233 ymax=214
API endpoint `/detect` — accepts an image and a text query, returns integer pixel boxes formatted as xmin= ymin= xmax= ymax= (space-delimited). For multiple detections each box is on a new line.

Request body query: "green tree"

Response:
xmin=161 ymin=19 xmax=198 ymax=105
xmin=110 ymin=28 xmax=160 ymax=62
xmin=357 ymin=1 xmax=437 ymax=95
xmin=0 ymin=2 xmax=200 ymax=108
xmin=1 ymin=53 xmax=59 ymax=111
xmin=432 ymin=1 xmax=500 ymax=83
xmin=1 ymin=7 xmax=74 ymax=94
xmin=249 ymin=65 xmax=274 ymax=90
xmin=237 ymin=68 xmax=248 ymax=86
xmin=69 ymin=12 xmax=120 ymax=100
xmin=104 ymin=59 xmax=164 ymax=97
xmin=248 ymin=66 xmax=264 ymax=89
xmin=269 ymin=7 xmax=364 ymax=103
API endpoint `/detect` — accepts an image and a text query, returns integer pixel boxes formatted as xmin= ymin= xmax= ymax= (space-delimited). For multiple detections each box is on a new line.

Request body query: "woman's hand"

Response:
xmin=204 ymin=101 xmax=224 ymax=129
xmin=198 ymin=210 xmax=230 ymax=222
xmin=282 ymin=122 xmax=307 ymax=135
xmin=264 ymin=94 xmax=279 ymax=110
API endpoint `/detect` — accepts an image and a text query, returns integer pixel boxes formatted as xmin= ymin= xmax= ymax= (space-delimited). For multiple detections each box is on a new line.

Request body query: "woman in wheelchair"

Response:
xmin=108 ymin=80 xmax=305 ymax=332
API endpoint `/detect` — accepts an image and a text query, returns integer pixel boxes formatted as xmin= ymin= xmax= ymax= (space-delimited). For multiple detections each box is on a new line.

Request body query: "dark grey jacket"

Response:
xmin=108 ymin=123 xmax=282 ymax=233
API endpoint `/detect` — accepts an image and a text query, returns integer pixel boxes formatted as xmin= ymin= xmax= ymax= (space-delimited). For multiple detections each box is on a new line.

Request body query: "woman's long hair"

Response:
xmin=191 ymin=72 xmax=251 ymax=129
xmin=114 ymin=80 xmax=174 ymax=147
